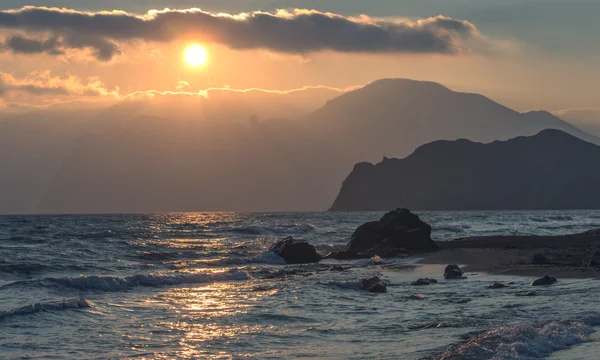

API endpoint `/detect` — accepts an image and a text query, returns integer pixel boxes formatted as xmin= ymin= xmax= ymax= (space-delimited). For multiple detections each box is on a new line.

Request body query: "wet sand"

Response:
xmin=420 ymin=230 xmax=600 ymax=279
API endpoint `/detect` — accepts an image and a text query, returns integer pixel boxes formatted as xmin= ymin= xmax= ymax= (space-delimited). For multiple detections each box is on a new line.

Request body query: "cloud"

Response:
xmin=0 ymin=33 xmax=121 ymax=61
xmin=0 ymin=71 xmax=116 ymax=97
xmin=0 ymin=7 xmax=483 ymax=61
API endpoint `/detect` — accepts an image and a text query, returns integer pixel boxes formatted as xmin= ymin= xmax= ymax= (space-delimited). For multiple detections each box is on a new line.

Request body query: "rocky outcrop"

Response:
xmin=444 ymin=264 xmax=464 ymax=279
xmin=411 ymin=278 xmax=438 ymax=286
xmin=346 ymin=208 xmax=437 ymax=254
xmin=361 ymin=277 xmax=387 ymax=293
xmin=269 ymin=237 xmax=321 ymax=264
xmin=330 ymin=129 xmax=600 ymax=211
xmin=531 ymin=275 xmax=557 ymax=286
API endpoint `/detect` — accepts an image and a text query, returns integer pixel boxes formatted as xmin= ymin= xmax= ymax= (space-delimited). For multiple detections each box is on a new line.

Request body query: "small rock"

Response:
xmin=409 ymin=294 xmax=426 ymax=300
xmin=488 ymin=282 xmax=506 ymax=289
xmin=411 ymin=278 xmax=438 ymax=286
xmin=330 ymin=266 xmax=346 ymax=271
xmin=361 ymin=276 xmax=387 ymax=293
xmin=530 ymin=275 xmax=557 ymax=286
xmin=444 ymin=264 xmax=464 ymax=279
xmin=532 ymin=253 xmax=551 ymax=265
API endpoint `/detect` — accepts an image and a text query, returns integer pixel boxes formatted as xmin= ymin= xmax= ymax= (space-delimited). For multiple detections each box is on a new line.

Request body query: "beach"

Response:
xmin=420 ymin=231 xmax=600 ymax=279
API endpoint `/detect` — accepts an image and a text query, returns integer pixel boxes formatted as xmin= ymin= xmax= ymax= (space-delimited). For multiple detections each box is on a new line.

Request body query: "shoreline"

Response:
xmin=417 ymin=232 xmax=600 ymax=279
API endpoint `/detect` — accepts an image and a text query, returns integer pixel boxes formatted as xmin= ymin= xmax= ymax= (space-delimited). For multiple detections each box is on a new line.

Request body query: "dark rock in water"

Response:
xmin=269 ymin=237 xmax=321 ymax=264
xmin=444 ymin=264 xmax=464 ymax=279
xmin=325 ymin=250 xmax=369 ymax=260
xmin=488 ymin=282 xmax=506 ymax=289
xmin=361 ymin=277 xmax=387 ymax=293
xmin=347 ymin=208 xmax=437 ymax=253
xmin=532 ymin=253 xmax=551 ymax=265
xmin=530 ymin=275 xmax=557 ymax=286
xmin=411 ymin=278 xmax=438 ymax=286
xmin=330 ymin=266 xmax=346 ymax=271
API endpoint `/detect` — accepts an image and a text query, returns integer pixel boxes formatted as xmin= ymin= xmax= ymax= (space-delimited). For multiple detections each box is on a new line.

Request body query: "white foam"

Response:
xmin=42 ymin=269 xmax=250 ymax=292
xmin=428 ymin=320 xmax=594 ymax=360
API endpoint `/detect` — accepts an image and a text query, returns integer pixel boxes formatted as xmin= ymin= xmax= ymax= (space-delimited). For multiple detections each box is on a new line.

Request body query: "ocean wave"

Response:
xmin=0 ymin=298 xmax=91 ymax=320
xmin=0 ymin=263 xmax=95 ymax=275
xmin=4 ymin=235 xmax=46 ymax=243
xmin=423 ymin=320 xmax=594 ymax=360
xmin=219 ymin=223 xmax=316 ymax=236
xmin=434 ymin=226 xmax=469 ymax=233
xmin=2 ymin=270 xmax=249 ymax=292
xmin=212 ymin=252 xmax=287 ymax=266
xmin=538 ymin=224 xmax=576 ymax=230
xmin=547 ymin=215 xmax=574 ymax=221
xmin=58 ymin=230 xmax=115 ymax=239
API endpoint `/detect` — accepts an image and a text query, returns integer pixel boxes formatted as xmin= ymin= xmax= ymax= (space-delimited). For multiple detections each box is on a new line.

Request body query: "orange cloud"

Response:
xmin=0 ymin=6 xmax=485 ymax=61
xmin=0 ymin=71 xmax=118 ymax=101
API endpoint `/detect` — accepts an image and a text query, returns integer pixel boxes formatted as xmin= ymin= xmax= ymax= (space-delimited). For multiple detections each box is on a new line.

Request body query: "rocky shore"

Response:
xmin=270 ymin=208 xmax=600 ymax=281
xmin=421 ymin=229 xmax=600 ymax=278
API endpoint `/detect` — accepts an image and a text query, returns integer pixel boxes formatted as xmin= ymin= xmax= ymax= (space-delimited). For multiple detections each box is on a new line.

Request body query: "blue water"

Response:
xmin=2 ymin=211 xmax=600 ymax=359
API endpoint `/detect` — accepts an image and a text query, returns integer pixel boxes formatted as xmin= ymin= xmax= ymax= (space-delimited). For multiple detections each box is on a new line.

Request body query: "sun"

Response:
xmin=185 ymin=45 xmax=207 ymax=67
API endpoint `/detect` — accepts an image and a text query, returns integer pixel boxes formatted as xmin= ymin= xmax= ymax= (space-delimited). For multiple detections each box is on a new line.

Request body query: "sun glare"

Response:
xmin=185 ymin=45 xmax=207 ymax=67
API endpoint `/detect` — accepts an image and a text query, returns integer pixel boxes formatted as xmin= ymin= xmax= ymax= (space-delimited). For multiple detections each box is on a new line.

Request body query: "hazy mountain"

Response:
xmin=554 ymin=109 xmax=600 ymax=138
xmin=3 ymin=78 xmax=598 ymax=213
xmin=330 ymin=129 xmax=600 ymax=211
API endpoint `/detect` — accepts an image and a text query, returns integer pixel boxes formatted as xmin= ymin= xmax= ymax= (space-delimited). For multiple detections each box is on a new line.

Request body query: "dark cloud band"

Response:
xmin=0 ymin=7 xmax=481 ymax=61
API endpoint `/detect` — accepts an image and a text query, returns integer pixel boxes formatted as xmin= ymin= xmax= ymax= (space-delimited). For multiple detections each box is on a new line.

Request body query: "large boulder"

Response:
xmin=444 ymin=264 xmax=464 ymax=279
xmin=363 ymin=238 xmax=409 ymax=258
xmin=325 ymin=250 xmax=370 ymax=260
xmin=346 ymin=208 xmax=437 ymax=253
xmin=269 ymin=237 xmax=321 ymax=264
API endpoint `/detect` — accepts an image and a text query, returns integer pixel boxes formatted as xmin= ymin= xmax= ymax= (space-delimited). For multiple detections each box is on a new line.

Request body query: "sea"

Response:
xmin=2 ymin=211 xmax=600 ymax=359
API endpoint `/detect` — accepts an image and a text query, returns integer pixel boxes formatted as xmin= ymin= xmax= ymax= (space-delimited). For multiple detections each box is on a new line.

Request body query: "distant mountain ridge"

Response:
xmin=330 ymin=129 xmax=600 ymax=211
xmin=18 ymin=78 xmax=600 ymax=213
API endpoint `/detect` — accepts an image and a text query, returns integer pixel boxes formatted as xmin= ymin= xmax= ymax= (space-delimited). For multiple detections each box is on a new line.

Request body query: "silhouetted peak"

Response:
xmin=362 ymin=78 xmax=451 ymax=93
xmin=353 ymin=162 xmax=375 ymax=172
xmin=534 ymin=128 xmax=576 ymax=138
xmin=524 ymin=110 xmax=555 ymax=117
xmin=410 ymin=138 xmax=478 ymax=159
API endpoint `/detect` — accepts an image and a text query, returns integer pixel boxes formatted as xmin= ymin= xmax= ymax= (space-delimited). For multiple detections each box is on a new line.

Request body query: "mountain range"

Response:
xmin=1 ymin=78 xmax=598 ymax=213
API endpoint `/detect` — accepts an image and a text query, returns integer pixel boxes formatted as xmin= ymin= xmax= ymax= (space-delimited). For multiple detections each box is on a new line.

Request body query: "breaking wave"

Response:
xmin=0 ymin=298 xmax=92 ymax=320
xmin=2 ymin=270 xmax=250 ymax=292
xmin=424 ymin=320 xmax=595 ymax=360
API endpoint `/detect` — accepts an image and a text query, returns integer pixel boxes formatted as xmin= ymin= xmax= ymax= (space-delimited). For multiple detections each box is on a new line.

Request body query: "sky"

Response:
xmin=0 ymin=0 xmax=599 ymax=112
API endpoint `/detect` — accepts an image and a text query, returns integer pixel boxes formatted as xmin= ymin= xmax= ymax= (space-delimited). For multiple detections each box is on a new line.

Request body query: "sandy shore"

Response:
xmin=419 ymin=230 xmax=600 ymax=279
